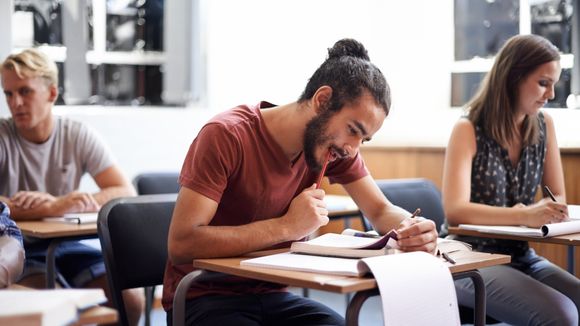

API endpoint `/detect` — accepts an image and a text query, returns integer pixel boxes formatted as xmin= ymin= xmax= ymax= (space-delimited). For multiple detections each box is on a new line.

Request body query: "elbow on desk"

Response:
xmin=167 ymin=239 xmax=193 ymax=265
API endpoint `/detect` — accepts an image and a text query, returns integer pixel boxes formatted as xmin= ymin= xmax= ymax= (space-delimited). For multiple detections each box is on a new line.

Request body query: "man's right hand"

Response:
xmin=10 ymin=191 xmax=56 ymax=210
xmin=281 ymin=184 xmax=329 ymax=240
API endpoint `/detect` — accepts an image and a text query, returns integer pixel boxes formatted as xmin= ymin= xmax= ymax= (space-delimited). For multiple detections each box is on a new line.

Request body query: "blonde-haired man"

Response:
xmin=0 ymin=48 xmax=143 ymax=325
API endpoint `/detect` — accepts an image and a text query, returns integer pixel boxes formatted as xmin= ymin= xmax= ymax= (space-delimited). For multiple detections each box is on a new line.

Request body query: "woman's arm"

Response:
xmin=442 ymin=119 xmax=529 ymax=226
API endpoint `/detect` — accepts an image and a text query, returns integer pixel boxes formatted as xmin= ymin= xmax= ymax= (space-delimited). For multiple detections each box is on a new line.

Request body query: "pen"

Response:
xmin=315 ymin=150 xmax=332 ymax=189
xmin=352 ymin=231 xmax=381 ymax=239
xmin=441 ymin=252 xmax=456 ymax=264
xmin=544 ymin=185 xmax=557 ymax=202
xmin=409 ymin=208 xmax=421 ymax=219
xmin=544 ymin=185 xmax=564 ymax=213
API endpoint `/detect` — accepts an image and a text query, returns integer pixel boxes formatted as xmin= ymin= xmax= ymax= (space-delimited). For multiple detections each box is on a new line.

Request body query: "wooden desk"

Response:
xmin=193 ymin=250 xmax=510 ymax=326
xmin=74 ymin=306 xmax=118 ymax=325
xmin=17 ymin=220 xmax=99 ymax=288
xmin=448 ymin=226 xmax=579 ymax=274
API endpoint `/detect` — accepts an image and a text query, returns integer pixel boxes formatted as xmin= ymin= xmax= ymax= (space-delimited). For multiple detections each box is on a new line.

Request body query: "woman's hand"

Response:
xmin=514 ymin=198 xmax=569 ymax=228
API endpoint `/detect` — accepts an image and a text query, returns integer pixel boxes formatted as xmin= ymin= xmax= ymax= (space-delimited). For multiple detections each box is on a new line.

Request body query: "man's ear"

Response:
xmin=312 ymin=86 xmax=333 ymax=114
xmin=48 ymin=84 xmax=58 ymax=103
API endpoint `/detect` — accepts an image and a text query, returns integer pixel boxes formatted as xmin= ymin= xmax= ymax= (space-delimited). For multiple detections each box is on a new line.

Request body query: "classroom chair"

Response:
xmin=370 ymin=178 xmax=499 ymax=325
xmin=133 ymin=171 xmax=180 ymax=324
xmin=98 ymin=194 xmax=177 ymax=326
xmin=368 ymin=178 xmax=445 ymax=233
xmin=133 ymin=172 xmax=181 ymax=195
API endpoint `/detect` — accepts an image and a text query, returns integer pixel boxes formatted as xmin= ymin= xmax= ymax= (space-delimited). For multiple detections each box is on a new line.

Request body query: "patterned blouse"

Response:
xmin=461 ymin=112 xmax=547 ymax=257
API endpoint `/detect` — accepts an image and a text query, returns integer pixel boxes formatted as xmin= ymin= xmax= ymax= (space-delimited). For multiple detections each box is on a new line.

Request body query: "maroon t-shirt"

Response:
xmin=162 ymin=102 xmax=368 ymax=311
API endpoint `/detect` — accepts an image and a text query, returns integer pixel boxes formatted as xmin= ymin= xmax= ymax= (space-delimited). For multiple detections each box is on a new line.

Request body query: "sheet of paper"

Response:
xmin=569 ymin=205 xmax=580 ymax=220
xmin=240 ymin=252 xmax=362 ymax=276
xmin=360 ymin=252 xmax=460 ymax=326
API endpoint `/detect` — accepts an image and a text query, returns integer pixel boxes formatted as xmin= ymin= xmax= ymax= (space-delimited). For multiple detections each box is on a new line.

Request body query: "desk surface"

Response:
xmin=74 ymin=306 xmax=118 ymax=325
xmin=17 ymin=220 xmax=97 ymax=238
xmin=193 ymin=249 xmax=510 ymax=294
xmin=448 ymin=226 xmax=580 ymax=246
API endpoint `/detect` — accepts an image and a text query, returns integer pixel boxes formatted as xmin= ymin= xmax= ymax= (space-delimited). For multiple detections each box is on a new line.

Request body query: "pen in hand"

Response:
xmin=315 ymin=150 xmax=332 ymax=189
xmin=544 ymin=185 xmax=564 ymax=213
xmin=409 ymin=208 xmax=421 ymax=219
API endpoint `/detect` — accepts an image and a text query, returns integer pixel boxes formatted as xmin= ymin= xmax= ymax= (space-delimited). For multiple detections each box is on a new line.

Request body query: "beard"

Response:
xmin=303 ymin=109 xmax=334 ymax=171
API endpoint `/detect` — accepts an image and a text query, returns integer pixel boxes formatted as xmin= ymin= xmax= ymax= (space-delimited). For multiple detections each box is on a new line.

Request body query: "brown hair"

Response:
xmin=466 ymin=34 xmax=560 ymax=146
xmin=1 ymin=48 xmax=59 ymax=87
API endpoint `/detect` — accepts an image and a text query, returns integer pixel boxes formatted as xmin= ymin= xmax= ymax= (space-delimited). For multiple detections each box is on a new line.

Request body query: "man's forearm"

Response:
xmin=92 ymin=185 xmax=136 ymax=205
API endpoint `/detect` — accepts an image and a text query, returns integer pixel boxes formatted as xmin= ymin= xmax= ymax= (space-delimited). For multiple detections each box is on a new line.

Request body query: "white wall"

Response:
xmin=6 ymin=0 xmax=580 ymax=192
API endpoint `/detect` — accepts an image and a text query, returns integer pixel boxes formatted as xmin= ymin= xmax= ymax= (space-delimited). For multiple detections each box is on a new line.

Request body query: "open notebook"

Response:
xmin=242 ymin=252 xmax=460 ymax=325
xmin=459 ymin=219 xmax=580 ymax=238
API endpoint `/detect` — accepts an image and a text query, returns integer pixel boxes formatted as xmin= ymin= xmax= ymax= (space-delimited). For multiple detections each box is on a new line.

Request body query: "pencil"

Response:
xmin=315 ymin=150 xmax=332 ymax=189
xmin=409 ymin=208 xmax=421 ymax=219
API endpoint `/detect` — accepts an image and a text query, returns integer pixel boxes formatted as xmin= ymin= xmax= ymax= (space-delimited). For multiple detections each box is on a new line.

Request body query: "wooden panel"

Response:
xmin=322 ymin=147 xmax=580 ymax=277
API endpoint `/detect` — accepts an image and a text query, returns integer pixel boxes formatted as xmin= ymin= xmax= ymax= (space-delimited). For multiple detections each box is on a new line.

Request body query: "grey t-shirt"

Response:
xmin=0 ymin=116 xmax=114 ymax=197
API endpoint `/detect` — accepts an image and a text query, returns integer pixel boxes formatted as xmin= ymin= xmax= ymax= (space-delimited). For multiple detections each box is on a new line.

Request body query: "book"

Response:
xmin=43 ymin=212 xmax=98 ymax=225
xmin=458 ymin=219 xmax=580 ymax=238
xmin=289 ymin=229 xmax=400 ymax=258
xmin=0 ymin=289 xmax=107 ymax=326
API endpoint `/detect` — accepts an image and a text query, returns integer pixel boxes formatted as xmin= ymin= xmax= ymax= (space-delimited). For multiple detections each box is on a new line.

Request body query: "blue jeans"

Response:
xmin=167 ymin=291 xmax=345 ymax=326
xmin=455 ymin=249 xmax=579 ymax=326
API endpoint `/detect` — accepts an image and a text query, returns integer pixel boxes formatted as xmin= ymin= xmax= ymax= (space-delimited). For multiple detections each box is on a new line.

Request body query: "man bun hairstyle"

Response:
xmin=299 ymin=38 xmax=390 ymax=116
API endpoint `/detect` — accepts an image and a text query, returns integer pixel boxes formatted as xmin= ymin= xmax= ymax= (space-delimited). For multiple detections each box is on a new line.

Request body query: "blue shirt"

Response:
xmin=0 ymin=202 xmax=23 ymax=246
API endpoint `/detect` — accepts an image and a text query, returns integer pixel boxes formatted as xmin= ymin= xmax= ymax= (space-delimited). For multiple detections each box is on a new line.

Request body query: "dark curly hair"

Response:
xmin=298 ymin=38 xmax=391 ymax=116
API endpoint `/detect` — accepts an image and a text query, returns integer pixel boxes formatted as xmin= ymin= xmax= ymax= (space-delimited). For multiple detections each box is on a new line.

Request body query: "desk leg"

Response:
xmin=453 ymin=270 xmax=486 ymax=326
xmin=567 ymin=245 xmax=575 ymax=274
xmin=345 ymin=289 xmax=379 ymax=326
xmin=46 ymin=239 xmax=64 ymax=288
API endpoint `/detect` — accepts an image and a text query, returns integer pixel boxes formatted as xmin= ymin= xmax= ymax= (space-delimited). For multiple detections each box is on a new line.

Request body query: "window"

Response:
xmin=11 ymin=0 xmax=200 ymax=107
xmin=451 ymin=0 xmax=577 ymax=108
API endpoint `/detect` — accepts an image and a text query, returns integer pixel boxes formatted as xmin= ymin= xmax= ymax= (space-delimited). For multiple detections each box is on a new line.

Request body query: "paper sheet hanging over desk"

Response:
xmin=459 ymin=220 xmax=580 ymax=237
xmin=360 ymin=252 xmax=460 ymax=326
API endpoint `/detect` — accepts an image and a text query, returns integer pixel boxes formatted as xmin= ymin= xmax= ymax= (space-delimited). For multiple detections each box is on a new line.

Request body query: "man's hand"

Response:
xmin=281 ymin=184 xmax=329 ymax=240
xmin=48 ymin=191 xmax=101 ymax=216
xmin=10 ymin=191 xmax=56 ymax=210
xmin=395 ymin=217 xmax=438 ymax=254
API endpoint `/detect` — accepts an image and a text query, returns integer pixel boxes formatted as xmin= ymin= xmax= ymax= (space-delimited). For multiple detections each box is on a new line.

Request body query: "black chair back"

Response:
xmin=98 ymin=194 xmax=177 ymax=326
xmin=134 ymin=172 xmax=180 ymax=195
xmin=373 ymin=178 xmax=445 ymax=233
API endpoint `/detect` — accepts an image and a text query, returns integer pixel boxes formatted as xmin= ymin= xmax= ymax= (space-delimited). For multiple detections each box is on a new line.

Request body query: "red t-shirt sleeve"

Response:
xmin=179 ymin=123 xmax=240 ymax=203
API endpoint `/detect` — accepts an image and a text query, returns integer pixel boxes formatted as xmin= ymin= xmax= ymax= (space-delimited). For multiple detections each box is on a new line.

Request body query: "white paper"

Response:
xmin=459 ymin=220 xmax=580 ymax=237
xmin=360 ymin=252 xmax=460 ymax=326
xmin=43 ymin=213 xmax=98 ymax=224
xmin=569 ymin=205 xmax=580 ymax=220
xmin=240 ymin=252 xmax=362 ymax=276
